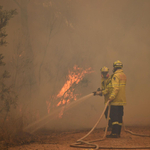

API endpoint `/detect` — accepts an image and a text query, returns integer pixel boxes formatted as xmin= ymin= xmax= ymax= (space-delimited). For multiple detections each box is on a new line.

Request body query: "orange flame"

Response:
xmin=57 ymin=65 xmax=93 ymax=98
xmin=46 ymin=65 xmax=93 ymax=118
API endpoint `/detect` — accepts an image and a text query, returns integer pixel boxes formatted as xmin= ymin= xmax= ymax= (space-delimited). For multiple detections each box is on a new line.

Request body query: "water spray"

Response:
xmin=23 ymin=93 xmax=93 ymax=133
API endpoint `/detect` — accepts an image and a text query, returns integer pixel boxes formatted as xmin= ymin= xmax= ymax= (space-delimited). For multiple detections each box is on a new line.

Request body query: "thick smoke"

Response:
xmin=1 ymin=0 xmax=150 ymax=130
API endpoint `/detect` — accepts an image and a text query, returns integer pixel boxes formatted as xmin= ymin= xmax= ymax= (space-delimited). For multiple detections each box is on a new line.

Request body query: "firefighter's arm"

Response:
xmin=93 ymin=88 xmax=108 ymax=96
xmin=101 ymin=88 xmax=109 ymax=95
xmin=100 ymin=79 xmax=106 ymax=95
xmin=108 ymin=75 xmax=120 ymax=101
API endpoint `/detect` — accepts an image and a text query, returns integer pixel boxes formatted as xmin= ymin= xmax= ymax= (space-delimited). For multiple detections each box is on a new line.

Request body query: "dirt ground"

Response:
xmin=1 ymin=126 xmax=150 ymax=150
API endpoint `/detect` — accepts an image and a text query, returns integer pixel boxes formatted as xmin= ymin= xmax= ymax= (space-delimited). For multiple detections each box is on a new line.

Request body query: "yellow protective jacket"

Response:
xmin=101 ymin=76 xmax=111 ymax=104
xmin=107 ymin=69 xmax=126 ymax=106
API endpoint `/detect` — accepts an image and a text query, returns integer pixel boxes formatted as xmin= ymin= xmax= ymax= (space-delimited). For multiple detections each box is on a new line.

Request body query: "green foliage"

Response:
xmin=0 ymin=54 xmax=5 ymax=66
xmin=0 ymin=6 xmax=18 ymax=114
xmin=0 ymin=83 xmax=18 ymax=113
xmin=0 ymin=6 xmax=17 ymax=46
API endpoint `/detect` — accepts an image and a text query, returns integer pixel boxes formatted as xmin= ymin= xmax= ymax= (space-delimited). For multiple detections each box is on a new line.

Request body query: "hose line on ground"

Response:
xmin=123 ymin=124 xmax=150 ymax=137
xmin=70 ymin=99 xmax=150 ymax=149
xmin=70 ymin=100 xmax=111 ymax=149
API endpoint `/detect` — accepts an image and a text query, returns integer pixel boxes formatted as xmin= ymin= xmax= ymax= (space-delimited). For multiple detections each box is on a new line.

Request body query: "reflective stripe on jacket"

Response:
xmin=107 ymin=69 xmax=126 ymax=106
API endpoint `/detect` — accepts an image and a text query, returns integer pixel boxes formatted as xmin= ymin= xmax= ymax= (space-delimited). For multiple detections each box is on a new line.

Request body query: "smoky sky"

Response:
xmin=1 ymin=0 xmax=150 ymax=130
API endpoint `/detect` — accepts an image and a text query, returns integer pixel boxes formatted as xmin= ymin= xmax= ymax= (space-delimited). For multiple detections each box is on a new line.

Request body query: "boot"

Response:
xmin=106 ymin=133 xmax=120 ymax=138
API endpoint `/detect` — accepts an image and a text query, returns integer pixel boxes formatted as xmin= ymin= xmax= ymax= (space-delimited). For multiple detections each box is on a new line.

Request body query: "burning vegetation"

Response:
xmin=46 ymin=65 xmax=93 ymax=118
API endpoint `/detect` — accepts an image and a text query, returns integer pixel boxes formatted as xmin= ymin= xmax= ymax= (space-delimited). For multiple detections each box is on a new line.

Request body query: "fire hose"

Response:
xmin=23 ymin=93 xmax=150 ymax=149
xmin=70 ymin=99 xmax=150 ymax=149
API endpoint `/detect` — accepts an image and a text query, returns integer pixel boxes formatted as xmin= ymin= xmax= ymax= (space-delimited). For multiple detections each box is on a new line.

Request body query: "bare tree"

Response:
xmin=13 ymin=0 xmax=37 ymax=98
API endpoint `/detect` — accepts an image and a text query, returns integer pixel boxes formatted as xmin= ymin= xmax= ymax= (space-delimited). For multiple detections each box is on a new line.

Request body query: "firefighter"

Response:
xmin=93 ymin=66 xmax=112 ymax=130
xmin=106 ymin=60 xmax=126 ymax=138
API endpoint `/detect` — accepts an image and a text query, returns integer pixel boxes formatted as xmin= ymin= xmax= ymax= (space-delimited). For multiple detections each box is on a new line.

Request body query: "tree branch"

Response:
xmin=13 ymin=0 xmax=21 ymax=9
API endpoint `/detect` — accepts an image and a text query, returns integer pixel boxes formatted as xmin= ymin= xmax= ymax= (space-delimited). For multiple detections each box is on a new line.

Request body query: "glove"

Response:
xmin=93 ymin=91 xmax=102 ymax=96
xmin=97 ymin=88 xmax=101 ymax=91
xmin=97 ymin=90 xmax=102 ymax=96
xmin=93 ymin=91 xmax=97 ymax=96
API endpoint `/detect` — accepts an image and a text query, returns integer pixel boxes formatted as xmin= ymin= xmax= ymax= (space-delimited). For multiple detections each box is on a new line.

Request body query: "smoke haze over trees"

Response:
xmin=0 ymin=0 xmax=150 ymax=131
